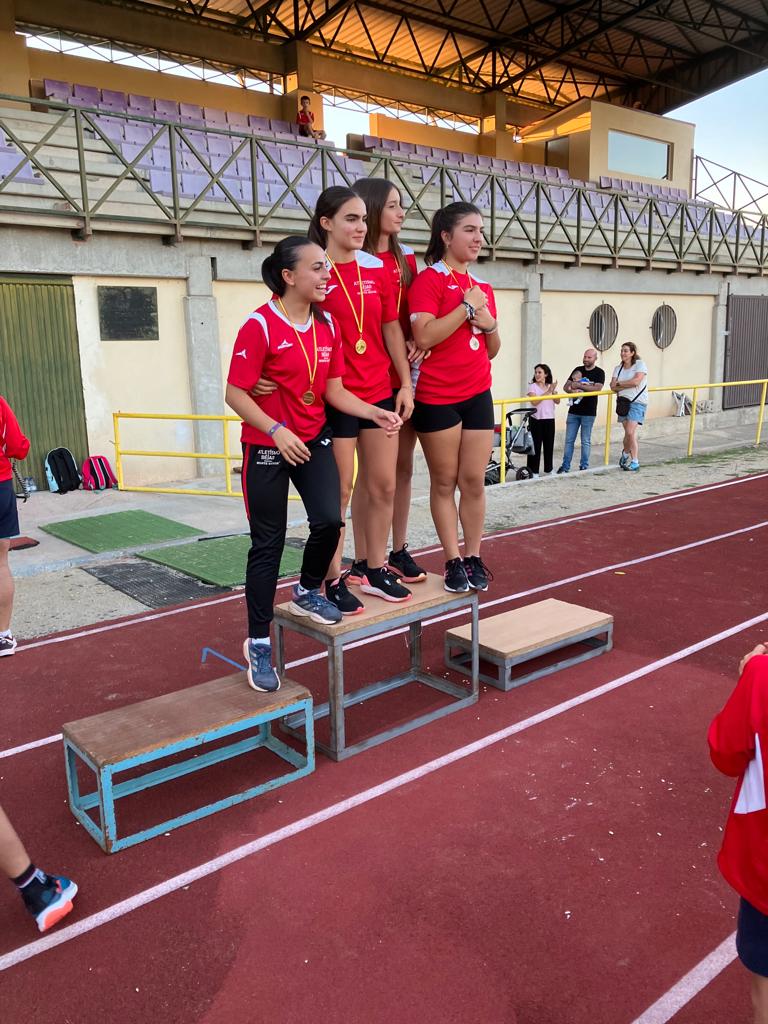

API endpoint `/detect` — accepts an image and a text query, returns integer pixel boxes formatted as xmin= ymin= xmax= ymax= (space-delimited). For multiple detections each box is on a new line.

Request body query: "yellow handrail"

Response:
xmin=114 ymin=376 xmax=767 ymax=496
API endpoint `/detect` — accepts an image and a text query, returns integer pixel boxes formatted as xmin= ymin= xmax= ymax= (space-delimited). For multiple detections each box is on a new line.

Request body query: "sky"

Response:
xmin=325 ymin=66 xmax=768 ymax=191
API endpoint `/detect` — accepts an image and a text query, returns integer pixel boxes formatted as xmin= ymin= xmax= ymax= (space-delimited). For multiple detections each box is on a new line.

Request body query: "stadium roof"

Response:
xmin=20 ymin=0 xmax=768 ymax=119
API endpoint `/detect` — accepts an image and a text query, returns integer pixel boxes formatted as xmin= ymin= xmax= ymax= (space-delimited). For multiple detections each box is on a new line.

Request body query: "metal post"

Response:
xmin=500 ymin=401 xmax=508 ymax=483
xmin=113 ymin=412 xmax=125 ymax=490
xmin=756 ymin=381 xmax=768 ymax=446
xmin=328 ymin=641 xmax=345 ymax=758
xmin=603 ymin=393 xmax=613 ymax=465
xmin=687 ymin=388 xmax=698 ymax=456
xmin=409 ymin=620 xmax=422 ymax=676
xmin=223 ymin=416 xmax=233 ymax=496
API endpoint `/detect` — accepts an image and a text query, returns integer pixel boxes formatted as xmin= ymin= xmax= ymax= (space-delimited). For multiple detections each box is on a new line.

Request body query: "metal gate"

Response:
xmin=724 ymin=295 xmax=768 ymax=409
xmin=0 ymin=276 xmax=88 ymax=487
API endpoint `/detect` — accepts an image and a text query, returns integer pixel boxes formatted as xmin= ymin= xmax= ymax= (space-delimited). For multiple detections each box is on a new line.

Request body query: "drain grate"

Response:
xmin=84 ymin=560 xmax=230 ymax=608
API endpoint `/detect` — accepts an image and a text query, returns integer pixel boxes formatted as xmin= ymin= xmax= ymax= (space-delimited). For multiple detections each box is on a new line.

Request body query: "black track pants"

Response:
xmin=527 ymin=417 xmax=555 ymax=475
xmin=242 ymin=428 xmax=342 ymax=639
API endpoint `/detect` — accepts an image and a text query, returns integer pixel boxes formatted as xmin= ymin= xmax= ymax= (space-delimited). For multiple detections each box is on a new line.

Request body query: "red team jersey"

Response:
xmin=407 ymin=263 xmax=496 ymax=404
xmin=378 ymin=245 xmax=418 ymax=390
xmin=320 ymin=251 xmax=398 ymax=405
xmin=0 ymin=395 xmax=30 ymax=482
xmin=227 ymin=300 xmax=345 ymax=447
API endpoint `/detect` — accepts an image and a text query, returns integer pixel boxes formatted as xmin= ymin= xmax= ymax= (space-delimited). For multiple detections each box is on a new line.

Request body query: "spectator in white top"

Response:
xmin=610 ymin=342 xmax=648 ymax=472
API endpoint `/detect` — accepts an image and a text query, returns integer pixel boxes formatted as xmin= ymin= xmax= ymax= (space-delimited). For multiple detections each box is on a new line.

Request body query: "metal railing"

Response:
xmin=492 ymin=377 xmax=768 ymax=483
xmin=693 ymin=155 xmax=768 ymax=217
xmin=114 ymin=377 xmax=767 ymax=494
xmin=1 ymin=95 xmax=767 ymax=270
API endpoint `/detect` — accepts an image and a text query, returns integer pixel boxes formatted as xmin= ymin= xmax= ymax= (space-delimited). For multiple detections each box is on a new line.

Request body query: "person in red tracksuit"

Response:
xmin=0 ymin=395 xmax=30 ymax=656
xmin=351 ymin=176 xmax=427 ymax=586
xmin=709 ymin=644 xmax=768 ymax=1024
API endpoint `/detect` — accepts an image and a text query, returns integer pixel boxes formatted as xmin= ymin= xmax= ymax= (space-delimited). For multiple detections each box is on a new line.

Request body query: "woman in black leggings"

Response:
xmin=225 ymin=236 xmax=401 ymax=693
xmin=526 ymin=363 xmax=560 ymax=476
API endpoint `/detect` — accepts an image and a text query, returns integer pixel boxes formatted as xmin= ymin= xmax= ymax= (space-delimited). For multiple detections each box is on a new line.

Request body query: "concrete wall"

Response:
xmin=72 ymin=275 xmax=196 ymax=486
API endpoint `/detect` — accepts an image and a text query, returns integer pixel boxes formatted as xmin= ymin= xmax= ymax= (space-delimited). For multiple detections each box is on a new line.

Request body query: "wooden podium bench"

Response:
xmin=274 ymin=572 xmax=479 ymax=761
xmin=445 ymin=598 xmax=613 ymax=692
xmin=62 ymin=675 xmax=314 ymax=853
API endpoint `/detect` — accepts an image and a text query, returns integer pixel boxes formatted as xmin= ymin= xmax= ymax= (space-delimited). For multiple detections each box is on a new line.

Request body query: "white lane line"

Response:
xmin=630 ymin=932 xmax=737 ymax=1024
xmin=15 ymin=472 xmax=767 ymax=654
xmin=1 ymin=610 xmax=766 ymax=973
xmin=3 ymin=518 xmax=766 ymax=761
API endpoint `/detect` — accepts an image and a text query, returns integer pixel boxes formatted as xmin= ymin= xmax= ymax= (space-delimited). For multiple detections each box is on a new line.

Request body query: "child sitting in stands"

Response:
xmin=296 ymin=96 xmax=326 ymax=140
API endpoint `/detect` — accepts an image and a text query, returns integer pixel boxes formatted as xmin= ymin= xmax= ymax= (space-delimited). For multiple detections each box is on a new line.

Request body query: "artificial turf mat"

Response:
xmin=138 ymin=534 xmax=304 ymax=587
xmin=40 ymin=510 xmax=204 ymax=553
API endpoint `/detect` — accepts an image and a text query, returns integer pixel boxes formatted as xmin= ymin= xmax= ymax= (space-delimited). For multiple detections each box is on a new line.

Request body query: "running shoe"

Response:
xmin=619 ymin=451 xmax=631 ymax=470
xmin=25 ymin=875 xmax=78 ymax=934
xmin=289 ymin=585 xmax=342 ymax=625
xmin=444 ymin=557 xmax=470 ymax=593
xmin=360 ymin=566 xmax=412 ymax=602
xmin=242 ymin=639 xmax=281 ymax=693
xmin=628 ymin=460 xmax=640 ymax=472
xmin=345 ymin=559 xmax=368 ymax=586
xmin=386 ymin=544 xmax=427 ymax=583
xmin=0 ymin=633 xmax=17 ymax=656
xmin=463 ymin=555 xmax=493 ymax=591
xmin=325 ymin=574 xmax=364 ymax=615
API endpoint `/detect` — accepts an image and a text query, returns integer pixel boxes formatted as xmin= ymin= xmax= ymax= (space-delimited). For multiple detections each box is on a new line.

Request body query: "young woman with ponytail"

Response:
xmin=409 ymin=202 xmax=501 ymax=594
xmin=225 ymin=235 xmax=401 ymax=693
xmin=350 ymin=177 xmax=427 ymax=585
xmin=308 ymin=186 xmax=414 ymax=614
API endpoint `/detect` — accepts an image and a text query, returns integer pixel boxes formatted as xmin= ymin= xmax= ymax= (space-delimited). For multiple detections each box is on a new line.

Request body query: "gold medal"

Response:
xmin=326 ymin=253 xmax=368 ymax=361
xmin=469 ymin=337 xmax=481 ymax=351
xmin=302 ymin=390 xmax=315 ymax=405
xmin=355 ymin=338 xmax=367 ymax=355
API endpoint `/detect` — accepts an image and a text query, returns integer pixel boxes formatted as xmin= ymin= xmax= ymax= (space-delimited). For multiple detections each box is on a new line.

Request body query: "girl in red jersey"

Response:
xmin=350 ymin=176 xmax=427 ymax=585
xmin=308 ymin=186 xmax=414 ymax=614
xmin=409 ymin=202 xmax=501 ymax=594
xmin=226 ymin=236 xmax=401 ymax=693
xmin=0 ymin=394 xmax=30 ymax=656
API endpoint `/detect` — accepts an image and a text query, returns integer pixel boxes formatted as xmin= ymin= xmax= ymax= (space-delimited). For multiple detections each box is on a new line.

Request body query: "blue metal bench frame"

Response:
xmin=63 ymin=682 xmax=314 ymax=853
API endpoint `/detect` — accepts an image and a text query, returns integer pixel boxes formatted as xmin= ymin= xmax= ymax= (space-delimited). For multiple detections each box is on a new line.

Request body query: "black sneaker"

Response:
xmin=463 ymin=555 xmax=493 ymax=591
xmin=386 ymin=544 xmax=427 ymax=583
xmin=444 ymin=557 xmax=470 ymax=593
xmin=0 ymin=633 xmax=17 ymax=656
xmin=325 ymin=573 xmax=364 ymax=615
xmin=345 ymin=559 xmax=368 ymax=586
xmin=360 ymin=566 xmax=412 ymax=603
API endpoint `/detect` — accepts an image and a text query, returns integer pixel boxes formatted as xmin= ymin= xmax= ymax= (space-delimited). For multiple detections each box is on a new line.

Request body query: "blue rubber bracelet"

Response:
xmin=268 ymin=421 xmax=285 ymax=437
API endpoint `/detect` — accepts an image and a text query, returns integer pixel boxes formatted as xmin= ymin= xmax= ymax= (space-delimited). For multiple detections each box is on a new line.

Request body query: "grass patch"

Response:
xmin=41 ymin=510 xmax=204 ymax=553
xmin=139 ymin=535 xmax=304 ymax=587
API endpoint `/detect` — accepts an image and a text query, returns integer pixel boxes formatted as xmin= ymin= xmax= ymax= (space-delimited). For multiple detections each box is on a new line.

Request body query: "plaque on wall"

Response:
xmin=98 ymin=286 xmax=159 ymax=341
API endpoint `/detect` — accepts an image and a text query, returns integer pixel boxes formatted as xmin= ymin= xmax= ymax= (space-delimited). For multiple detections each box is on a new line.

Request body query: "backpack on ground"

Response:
xmin=45 ymin=447 xmax=81 ymax=494
xmin=81 ymin=454 xmax=118 ymax=491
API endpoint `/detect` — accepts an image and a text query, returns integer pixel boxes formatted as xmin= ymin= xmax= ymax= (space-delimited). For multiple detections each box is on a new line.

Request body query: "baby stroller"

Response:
xmin=485 ymin=406 xmax=537 ymax=485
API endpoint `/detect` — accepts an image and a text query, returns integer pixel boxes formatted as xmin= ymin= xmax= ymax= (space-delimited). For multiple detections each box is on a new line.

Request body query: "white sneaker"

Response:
xmin=0 ymin=633 xmax=18 ymax=656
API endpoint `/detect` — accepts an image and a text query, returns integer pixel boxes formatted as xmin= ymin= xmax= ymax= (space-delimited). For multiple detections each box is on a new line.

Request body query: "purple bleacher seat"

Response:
xmin=226 ymin=111 xmax=249 ymax=129
xmin=180 ymin=173 xmax=214 ymax=199
xmin=93 ymin=116 xmax=124 ymax=143
xmin=490 ymin=158 xmax=505 ymax=172
xmin=296 ymin=184 xmax=321 ymax=208
xmin=43 ymin=79 xmax=71 ymax=101
xmin=398 ymin=141 xmax=416 ymax=155
xmin=125 ymin=122 xmax=153 ymax=145
xmin=308 ymin=168 xmax=323 ymax=186
xmin=204 ymin=108 xmax=227 ymax=126
xmin=556 ymin=168 xmax=570 ymax=181
xmin=180 ymin=103 xmax=204 ymax=124
xmin=531 ymin=164 xmax=548 ymax=179
xmin=544 ymin=166 xmax=559 ymax=180
xmin=345 ymin=159 xmax=365 ymax=178
xmin=73 ymin=84 xmax=100 ymax=105
xmin=127 ymin=94 xmax=153 ymax=115
xmin=248 ymin=115 xmax=271 ymax=132
xmin=460 ymin=153 xmax=478 ymax=167
xmin=280 ymin=146 xmax=302 ymax=166
xmin=457 ymin=171 xmax=475 ymax=195
xmin=518 ymin=162 xmax=533 ymax=175
xmin=0 ymin=150 xmax=39 ymax=184
xmin=476 ymin=155 xmax=492 ymax=169
xmin=155 ymin=99 xmax=180 ymax=121
xmin=504 ymin=160 xmax=521 ymax=175
xmin=208 ymin=133 xmax=233 ymax=156
xmin=183 ymin=129 xmax=208 ymax=150
xmin=270 ymin=119 xmax=292 ymax=134
xmin=599 ymin=176 xmax=611 ymax=188
xmin=415 ymin=145 xmax=431 ymax=158
xmin=237 ymin=156 xmax=255 ymax=179
xmin=121 ymin=142 xmax=152 ymax=169
xmin=220 ymin=177 xmax=243 ymax=201
xmin=100 ymin=89 xmax=127 ymax=110
xmin=361 ymin=135 xmax=379 ymax=150
xmin=149 ymin=169 xmax=173 ymax=195
xmin=259 ymin=161 xmax=281 ymax=183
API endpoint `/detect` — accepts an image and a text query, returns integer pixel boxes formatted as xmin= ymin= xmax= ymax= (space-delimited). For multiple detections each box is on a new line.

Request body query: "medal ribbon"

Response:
xmin=326 ymin=253 xmax=365 ymax=342
xmin=441 ymin=260 xmax=475 ymax=291
xmin=276 ymin=298 xmax=318 ymax=391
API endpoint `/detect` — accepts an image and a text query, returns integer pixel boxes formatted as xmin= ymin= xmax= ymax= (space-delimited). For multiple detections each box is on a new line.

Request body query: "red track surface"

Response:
xmin=2 ymin=474 xmax=767 ymax=1024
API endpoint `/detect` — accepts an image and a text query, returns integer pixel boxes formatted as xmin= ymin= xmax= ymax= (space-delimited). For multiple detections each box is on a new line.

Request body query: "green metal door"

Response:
xmin=0 ymin=276 xmax=87 ymax=488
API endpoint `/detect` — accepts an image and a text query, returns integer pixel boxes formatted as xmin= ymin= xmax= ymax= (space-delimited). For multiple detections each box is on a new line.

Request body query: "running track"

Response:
xmin=1 ymin=473 xmax=767 ymax=1024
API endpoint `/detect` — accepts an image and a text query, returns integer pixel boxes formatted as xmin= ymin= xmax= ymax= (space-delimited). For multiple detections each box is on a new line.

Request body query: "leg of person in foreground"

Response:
xmin=419 ymin=424 xmax=464 ymax=590
xmin=325 ymin=435 xmax=364 ymax=614
xmin=387 ymin=422 xmax=427 ymax=582
xmin=0 ymin=804 xmax=78 ymax=932
xmin=0 ymin=538 xmax=16 ymax=655
xmin=456 ymin=427 xmax=495 ymax=590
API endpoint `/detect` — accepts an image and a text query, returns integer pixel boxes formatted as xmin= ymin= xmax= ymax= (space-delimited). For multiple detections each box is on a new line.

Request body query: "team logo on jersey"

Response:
xmin=325 ymin=284 xmax=338 ymax=294
xmin=235 ymin=348 xmax=248 ymax=358
xmin=277 ymin=339 xmax=293 ymax=350
xmin=447 ymin=284 xmax=459 ymax=291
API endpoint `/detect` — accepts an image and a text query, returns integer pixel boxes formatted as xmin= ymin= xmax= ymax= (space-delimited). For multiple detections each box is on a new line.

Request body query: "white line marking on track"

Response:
xmin=14 ymin=472 xmax=767 ymax=654
xmin=3 ymin=518 xmax=766 ymax=760
xmin=630 ymin=932 xmax=737 ymax=1024
xmin=1 ymin=611 xmax=765 ymax=973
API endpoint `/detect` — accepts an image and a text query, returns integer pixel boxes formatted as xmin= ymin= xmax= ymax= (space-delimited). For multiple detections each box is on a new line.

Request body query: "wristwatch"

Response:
xmin=462 ymin=301 xmax=475 ymax=321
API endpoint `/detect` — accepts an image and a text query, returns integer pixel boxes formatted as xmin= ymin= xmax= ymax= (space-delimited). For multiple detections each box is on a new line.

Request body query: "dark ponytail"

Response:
xmin=261 ymin=235 xmax=315 ymax=296
xmin=308 ymin=185 xmax=358 ymax=247
xmin=424 ymin=202 xmax=482 ymax=266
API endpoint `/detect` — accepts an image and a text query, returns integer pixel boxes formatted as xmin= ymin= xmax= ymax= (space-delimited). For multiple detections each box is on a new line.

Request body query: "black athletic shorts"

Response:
xmin=325 ymin=395 xmax=395 ymax=439
xmin=412 ymin=388 xmax=494 ymax=434
xmin=737 ymin=898 xmax=768 ymax=977
xmin=0 ymin=478 xmax=19 ymax=540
